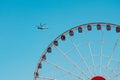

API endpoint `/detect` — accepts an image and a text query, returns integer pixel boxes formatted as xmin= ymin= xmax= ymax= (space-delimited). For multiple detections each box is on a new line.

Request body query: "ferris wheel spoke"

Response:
xmin=65 ymin=42 xmax=87 ymax=55
xmin=68 ymin=36 xmax=93 ymax=77
xmin=99 ymin=61 xmax=111 ymax=80
xmin=45 ymin=60 xmax=83 ymax=80
xmin=84 ymin=30 xmax=96 ymax=75
xmin=99 ymin=30 xmax=104 ymax=74
xmin=105 ymin=67 xmax=120 ymax=80
xmin=99 ymin=65 xmax=113 ymax=80
xmin=54 ymin=46 xmax=90 ymax=79
xmin=37 ymin=76 xmax=56 ymax=80
xmin=100 ymin=58 xmax=120 ymax=80
xmin=106 ymin=34 xmax=120 ymax=68
xmin=106 ymin=63 xmax=120 ymax=78
xmin=110 ymin=61 xmax=120 ymax=74
xmin=89 ymin=63 xmax=110 ymax=80
xmin=109 ymin=72 xmax=120 ymax=80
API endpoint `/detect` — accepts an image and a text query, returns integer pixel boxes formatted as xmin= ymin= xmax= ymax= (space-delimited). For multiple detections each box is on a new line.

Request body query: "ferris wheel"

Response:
xmin=34 ymin=22 xmax=120 ymax=80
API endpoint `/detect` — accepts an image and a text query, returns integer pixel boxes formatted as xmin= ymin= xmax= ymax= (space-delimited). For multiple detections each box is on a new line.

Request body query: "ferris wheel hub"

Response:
xmin=91 ymin=76 xmax=105 ymax=80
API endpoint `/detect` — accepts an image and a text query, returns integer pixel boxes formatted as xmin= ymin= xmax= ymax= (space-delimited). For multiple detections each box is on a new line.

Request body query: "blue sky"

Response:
xmin=0 ymin=0 xmax=120 ymax=80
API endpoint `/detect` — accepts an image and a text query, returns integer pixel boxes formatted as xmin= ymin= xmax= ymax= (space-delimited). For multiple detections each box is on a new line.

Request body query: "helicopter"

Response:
xmin=36 ymin=23 xmax=48 ymax=30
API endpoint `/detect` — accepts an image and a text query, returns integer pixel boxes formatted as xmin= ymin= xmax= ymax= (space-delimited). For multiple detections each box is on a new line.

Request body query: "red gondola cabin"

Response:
xmin=87 ymin=24 xmax=92 ymax=31
xmin=54 ymin=40 xmax=58 ymax=46
xmin=97 ymin=24 xmax=101 ymax=30
xmin=34 ymin=72 xmax=39 ymax=77
xmin=61 ymin=34 xmax=66 ymax=41
xmin=38 ymin=63 xmax=42 ymax=69
xmin=42 ymin=54 xmax=46 ymax=60
xmin=116 ymin=26 xmax=120 ymax=33
xmin=78 ymin=26 xmax=82 ymax=33
xmin=47 ymin=47 xmax=52 ymax=53
xmin=106 ymin=24 xmax=111 ymax=31
xmin=69 ymin=30 xmax=74 ymax=36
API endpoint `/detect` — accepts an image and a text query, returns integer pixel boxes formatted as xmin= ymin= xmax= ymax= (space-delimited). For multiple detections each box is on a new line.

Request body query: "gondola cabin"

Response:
xmin=69 ymin=30 xmax=74 ymax=36
xmin=78 ymin=26 xmax=82 ymax=33
xmin=54 ymin=40 xmax=58 ymax=46
xmin=38 ymin=63 xmax=42 ymax=69
xmin=116 ymin=26 xmax=120 ymax=33
xmin=106 ymin=24 xmax=111 ymax=31
xmin=61 ymin=34 xmax=66 ymax=41
xmin=42 ymin=54 xmax=46 ymax=60
xmin=47 ymin=47 xmax=52 ymax=53
xmin=34 ymin=72 xmax=39 ymax=77
xmin=87 ymin=24 xmax=92 ymax=31
xmin=97 ymin=24 xmax=101 ymax=30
